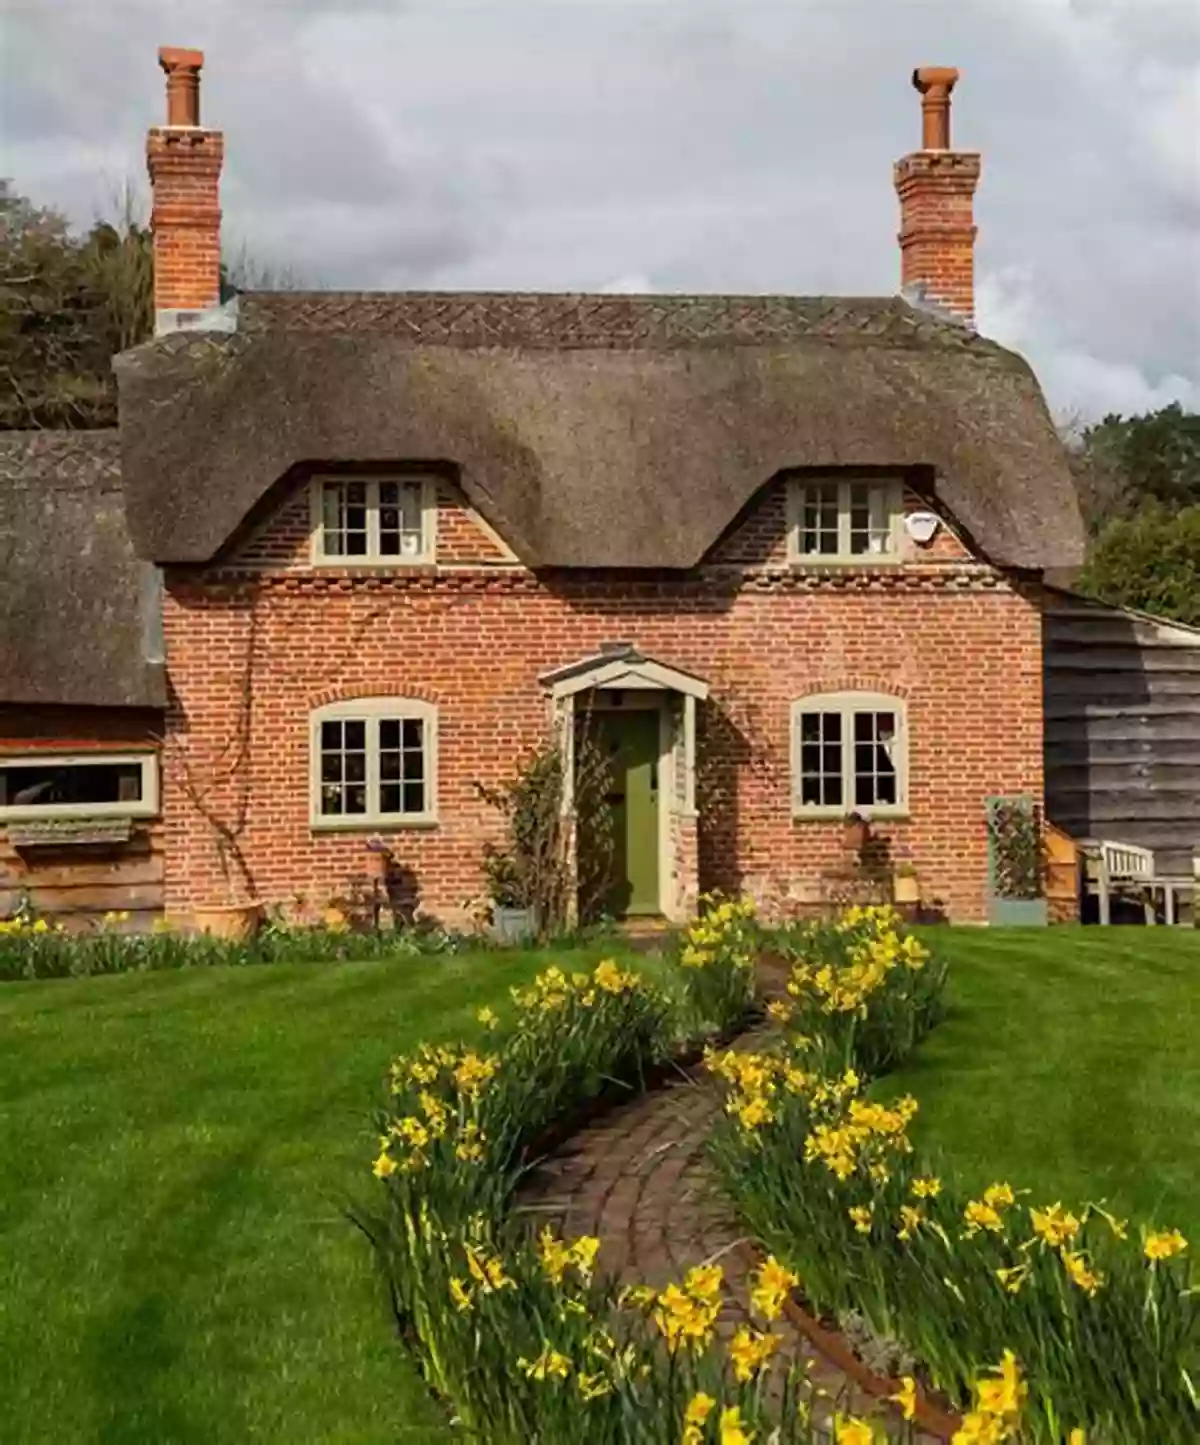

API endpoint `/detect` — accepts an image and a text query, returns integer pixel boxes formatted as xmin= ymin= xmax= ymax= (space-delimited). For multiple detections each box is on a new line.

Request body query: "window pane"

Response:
xmin=852 ymin=710 xmax=899 ymax=808
xmin=318 ymin=715 xmax=368 ymax=816
xmin=402 ymin=782 xmax=425 ymax=814
xmin=848 ymin=482 xmax=894 ymax=556
xmin=380 ymin=783 xmax=401 ymax=814
xmin=379 ymin=719 xmax=400 ymax=751
xmin=0 ymin=760 xmax=143 ymax=810
xmin=799 ymin=483 xmax=839 ymax=556
xmin=321 ymin=481 xmax=369 ymax=558
xmin=796 ymin=710 xmax=845 ymax=808
xmin=378 ymin=715 xmax=426 ymax=814
xmin=379 ymin=480 xmax=425 ymax=557
xmin=402 ymin=718 xmax=423 ymax=750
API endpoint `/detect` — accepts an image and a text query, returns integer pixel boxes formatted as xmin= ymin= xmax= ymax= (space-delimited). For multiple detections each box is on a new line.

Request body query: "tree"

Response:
xmin=1 ymin=180 xmax=300 ymax=431
xmin=1067 ymin=403 xmax=1200 ymax=535
xmin=1076 ymin=503 xmax=1200 ymax=628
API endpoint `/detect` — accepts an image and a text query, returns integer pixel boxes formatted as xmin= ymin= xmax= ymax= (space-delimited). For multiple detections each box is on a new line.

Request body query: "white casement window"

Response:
xmin=311 ymin=477 xmax=435 ymax=565
xmin=788 ymin=478 xmax=903 ymax=563
xmin=310 ymin=698 xmax=437 ymax=828
xmin=791 ymin=693 xmax=908 ymax=818
xmin=0 ymin=752 xmax=159 ymax=820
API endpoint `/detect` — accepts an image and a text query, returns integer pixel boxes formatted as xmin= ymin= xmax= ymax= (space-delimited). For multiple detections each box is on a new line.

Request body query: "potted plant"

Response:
xmin=986 ymin=795 xmax=1049 ymax=926
xmin=892 ymin=860 xmax=920 ymax=906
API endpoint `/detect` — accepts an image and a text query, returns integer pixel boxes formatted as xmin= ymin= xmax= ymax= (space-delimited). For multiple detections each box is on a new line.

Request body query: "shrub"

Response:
xmin=771 ymin=905 xmax=947 ymax=1076
xmin=673 ymin=893 xmax=761 ymax=1038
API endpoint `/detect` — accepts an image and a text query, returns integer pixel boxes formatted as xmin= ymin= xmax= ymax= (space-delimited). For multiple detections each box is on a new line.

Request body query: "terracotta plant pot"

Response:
xmin=192 ymin=901 xmax=263 ymax=941
xmin=893 ymin=872 xmax=920 ymax=905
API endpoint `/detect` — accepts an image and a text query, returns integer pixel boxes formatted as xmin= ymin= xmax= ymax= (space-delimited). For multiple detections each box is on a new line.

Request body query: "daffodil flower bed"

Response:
xmin=354 ymin=948 xmax=940 ymax=1442
xmin=675 ymin=893 xmax=761 ymax=1036
xmin=0 ymin=908 xmax=477 ymax=981
xmin=707 ymin=911 xmax=1197 ymax=1444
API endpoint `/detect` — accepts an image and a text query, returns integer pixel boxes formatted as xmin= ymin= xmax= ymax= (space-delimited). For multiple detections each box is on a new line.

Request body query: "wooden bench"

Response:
xmin=1088 ymin=839 xmax=1196 ymax=926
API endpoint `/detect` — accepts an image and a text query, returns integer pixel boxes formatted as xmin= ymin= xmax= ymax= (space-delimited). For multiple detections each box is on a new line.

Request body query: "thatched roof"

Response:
xmin=0 ymin=432 xmax=165 ymax=709
xmin=114 ymin=291 xmax=1084 ymax=571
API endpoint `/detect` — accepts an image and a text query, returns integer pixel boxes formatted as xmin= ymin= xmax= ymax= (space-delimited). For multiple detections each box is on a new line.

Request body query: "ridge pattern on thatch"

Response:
xmin=0 ymin=431 xmax=164 ymax=709
xmin=115 ymin=291 xmax=1085 ymax=573
xmin=237 ymin=291 xmax=980 ymax=350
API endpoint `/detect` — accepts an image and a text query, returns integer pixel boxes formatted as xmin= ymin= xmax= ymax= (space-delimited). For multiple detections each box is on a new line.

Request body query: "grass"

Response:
xmin=884 ymin=927 xmax=1200 ymax=1240
xmin=0 ymin=943 xmax=643 ymax=1445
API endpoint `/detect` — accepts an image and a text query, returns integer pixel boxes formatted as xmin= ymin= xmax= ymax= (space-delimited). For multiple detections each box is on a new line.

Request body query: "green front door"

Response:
xmin=594 ymin=709 xmax=661 ymax=918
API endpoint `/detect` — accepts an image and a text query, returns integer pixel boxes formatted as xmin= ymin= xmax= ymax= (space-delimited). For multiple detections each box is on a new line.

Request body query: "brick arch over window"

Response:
xmin=804 ymin=677 xmax=912 ymax=701
xmin=306 ymin=683 xmax=445 ymax=711
xmin=309 ymin=696 xmax=438 ymax=829
xmin=790 ymin=690 xmax=909 ymax=819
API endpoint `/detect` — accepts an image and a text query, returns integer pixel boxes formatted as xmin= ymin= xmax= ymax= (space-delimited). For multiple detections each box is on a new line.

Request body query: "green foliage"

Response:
xmin=711 ymin=917 xmax=1198 ymax=1443
xmin=0 ymin=913 xmax=477 ymax=982
xmin=0 ymin=180 xmax=152 ymax=428
xmin=987 ymin=796 xmax=1046 ymax=901
xmin=1076 ymin=503 xmax=1200 ymax=628
xmin=674 ymin=893 xmax=762 ymax=1038
xmin=1069 ymin=404 xmax=1200 ymax=534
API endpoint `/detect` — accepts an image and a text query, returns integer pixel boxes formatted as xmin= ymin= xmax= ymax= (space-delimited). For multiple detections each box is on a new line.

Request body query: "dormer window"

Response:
xmin=787 ymin=478 xmax=903 ymax=564
xmin=311 ymin=477 xmax=435 ymax=565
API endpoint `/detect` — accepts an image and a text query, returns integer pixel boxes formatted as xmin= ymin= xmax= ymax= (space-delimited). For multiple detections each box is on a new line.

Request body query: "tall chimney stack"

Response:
xmin=146 ymin=47 xmax=223 ymax=333
xmin=894 ymin=67 xmax=981 ymax=328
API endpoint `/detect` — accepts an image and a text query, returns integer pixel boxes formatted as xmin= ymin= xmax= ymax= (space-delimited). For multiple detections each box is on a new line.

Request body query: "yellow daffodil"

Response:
xmin=898 ymin=1205 xmax=924 ymax=1241
xmin=963 ymin=1200 xmax=1005 ymax=1237
xmin=1029 ymin=1203 xmax=1081 ymax=1249
xmin=911 ymin=1176 xmax=942 ymax=1198
xmin=718 ymin=1405 xmax=755 ymax=1445
xmin=833 ymin=1415 xmax=877 ymax=1445
xmin=994 ymin=1264 xmax=1029 ymax=1295
xmin=518 ymin=1346 xmax=571 ymax=1381
xmin=576 ymin=1370 xmax=610 ymax=1401
xmin=891 ymin=1375 xmax=918 ymax=1421
xmin=1061 ymin=1249 xmax=1104 ymax=1295
xmin=476 ymin=1006 xmax=499 ymax=1029
xmin=727 ymin=1326 xmax=779 ymax=1382
xmin=951 ymin=1410 xmax=1006 ymax=1445
xmin=372 ymin=1149 xmax=397 ymax=1179
xmin=766 ymin=999 xmax=793 ymax=1023
xmin=971 ymin=1349 xmax=1026 ymax=1421
xmin=569 ymin=1235 xmax=601 ymax=1283
xmin=1144 ymin=1228 xmax=1188 ymax=1261
xmin=848 ymin=1205 xmax=874 ymax=1235
xmin=448 ymin=1276 xmax=473 ymax=1311
xmin=749 ymin=1255 xmax=797 ymax=1322
xmin=453 ymin=1050 xmax=499 ymax=1097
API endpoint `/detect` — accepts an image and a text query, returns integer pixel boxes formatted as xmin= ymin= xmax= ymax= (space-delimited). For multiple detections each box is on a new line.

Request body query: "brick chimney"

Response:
xmin=146 ymin=47 xmax=223 ymax=334
xmin=894 ymin=67 xmax=981 ymax=328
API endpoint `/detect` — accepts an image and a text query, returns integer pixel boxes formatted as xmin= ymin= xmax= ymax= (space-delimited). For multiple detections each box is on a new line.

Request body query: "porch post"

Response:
xmin=552 ymin=693 xmax=579 ymax=927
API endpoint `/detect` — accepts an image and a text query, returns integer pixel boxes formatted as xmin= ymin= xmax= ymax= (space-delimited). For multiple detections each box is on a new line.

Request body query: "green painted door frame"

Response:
xmin=595 ymin=709 xmax=661 ymax=918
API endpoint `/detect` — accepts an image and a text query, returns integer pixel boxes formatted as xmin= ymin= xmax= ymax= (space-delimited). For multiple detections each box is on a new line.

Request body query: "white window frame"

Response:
xmin=309 ymin=697 xmax=438 ymax=830
xmin=786 ymin=477 xmax=904 ymax=565
xmin=790 ymin=692 xmax=908 ymax=820
xmin=0 ymin=751 xmax=159 ymax=821
xmin=309 ymin=476 xmax=437 ymax=566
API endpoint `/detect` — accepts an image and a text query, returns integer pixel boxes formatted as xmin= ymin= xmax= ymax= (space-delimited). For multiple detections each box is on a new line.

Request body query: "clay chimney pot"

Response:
xmin=158 ymin=45 xmax=204 ymax=127
xmin=912 ymin=65 xmax=959 ymax=149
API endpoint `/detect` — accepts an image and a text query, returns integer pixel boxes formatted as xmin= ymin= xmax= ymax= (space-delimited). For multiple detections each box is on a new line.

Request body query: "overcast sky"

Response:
xmin=3 ymin=0 xmax=1198 ymax=421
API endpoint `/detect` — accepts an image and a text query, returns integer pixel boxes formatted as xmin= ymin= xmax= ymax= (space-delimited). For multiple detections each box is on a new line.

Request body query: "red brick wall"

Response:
xmin=161 ymin=482 xmax=1043 ymax=926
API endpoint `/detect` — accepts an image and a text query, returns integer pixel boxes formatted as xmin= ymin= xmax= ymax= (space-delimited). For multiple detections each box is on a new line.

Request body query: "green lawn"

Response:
xmin=885 ymin=927 xmax=1200 ymax=1240
xmin=0 ymin=946 xmax=640 ymax=1445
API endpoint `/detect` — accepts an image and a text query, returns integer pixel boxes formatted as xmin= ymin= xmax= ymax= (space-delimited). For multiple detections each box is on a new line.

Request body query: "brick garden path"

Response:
xmin=516 ymin=1043 xmax=945 ymax=1442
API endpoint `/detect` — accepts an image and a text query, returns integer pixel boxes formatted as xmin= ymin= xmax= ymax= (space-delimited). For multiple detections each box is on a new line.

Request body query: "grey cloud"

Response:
xmin=2 ymin=0 xmax=1197 ymax=418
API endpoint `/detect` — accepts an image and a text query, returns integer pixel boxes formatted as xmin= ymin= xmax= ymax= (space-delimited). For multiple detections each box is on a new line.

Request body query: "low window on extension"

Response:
xmin=314 ymin=478 xmax=433 ymax=563
xmin=792 ymin=693 xmax=907 ymax=817
xmin=0 ymin=754 xmax=159 ymax=819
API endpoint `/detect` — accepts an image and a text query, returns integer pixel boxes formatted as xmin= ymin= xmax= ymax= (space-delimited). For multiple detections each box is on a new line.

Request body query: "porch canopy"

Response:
xmin=539 ymin=643 xmax=708 ymax=823
xmin=539 ymin=643 xmax=709 ymax=703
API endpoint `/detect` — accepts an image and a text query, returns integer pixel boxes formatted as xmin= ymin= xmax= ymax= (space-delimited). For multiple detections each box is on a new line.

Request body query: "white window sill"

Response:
xmin=791 ymin=808 xmax=911 ymax=823
xmin=309 ymin=816 xmax=439 ymax=833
